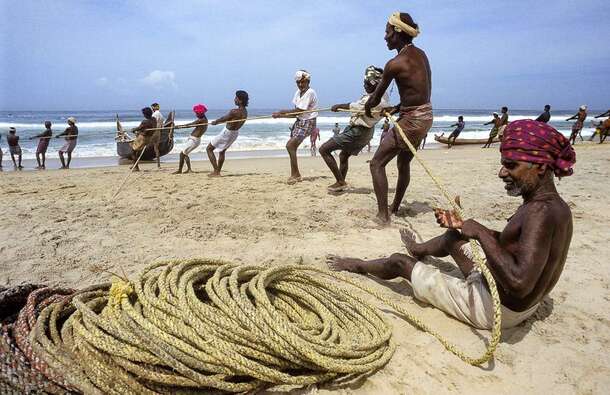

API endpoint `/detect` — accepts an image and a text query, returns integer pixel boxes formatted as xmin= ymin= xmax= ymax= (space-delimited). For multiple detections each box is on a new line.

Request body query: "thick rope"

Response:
xmin=31 ymin=260 xmax=395 ymax=393
xmin=384 ymin=111 xmax=502 ymax=365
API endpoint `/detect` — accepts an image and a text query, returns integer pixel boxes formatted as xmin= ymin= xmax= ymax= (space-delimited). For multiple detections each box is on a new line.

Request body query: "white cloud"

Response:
xmin=139 ymin=70 xmax=177 ymax=90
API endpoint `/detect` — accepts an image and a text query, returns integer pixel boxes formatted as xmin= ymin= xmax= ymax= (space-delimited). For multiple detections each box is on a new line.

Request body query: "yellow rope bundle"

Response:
xmin=30 ymin=259 xmax=397 ymax=393
xmin=384 ymin=111 xmax=502 ymax=365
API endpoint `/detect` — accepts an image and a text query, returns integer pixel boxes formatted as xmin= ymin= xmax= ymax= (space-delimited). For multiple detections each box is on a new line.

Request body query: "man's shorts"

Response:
xmin=59 ymin=139 xmax=77 ymax=154
xmin=9 ymin=146 xmax=21 ymax=155
xmin=289 ymin=119 xmax=316 ymax=142
xmin=332 ymin=125 xmax=374 ymax=155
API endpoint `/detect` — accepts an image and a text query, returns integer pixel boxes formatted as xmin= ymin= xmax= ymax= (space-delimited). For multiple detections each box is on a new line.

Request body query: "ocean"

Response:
xmin=0 ymin=109 xmax=602 ymax=167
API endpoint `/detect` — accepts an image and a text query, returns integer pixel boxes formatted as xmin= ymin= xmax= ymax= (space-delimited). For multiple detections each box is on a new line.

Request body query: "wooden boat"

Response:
xmin=434 ymin=133 xmax=498 ymax=146
xmin=116 ymin=111 xmax=175 ymax=160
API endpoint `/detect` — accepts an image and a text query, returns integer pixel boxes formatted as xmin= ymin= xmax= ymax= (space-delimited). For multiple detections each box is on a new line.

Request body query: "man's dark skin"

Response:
xmin=593 ymin=110 xmax=610 ymax=143
xmin=130 ymin=110 xmax=156 ymax=172
xmin=173 ymin=113 xmax=207 ymax=174
xmin=206 ymin=95 xmax=247 ymax=177
xmin=328 ymin=157 xmax=573 ymax=313
xmin=32 ymin=121 xmax=52 ymax=169
xmin=319 ymin=80 xmax=393 ymax=189
xmin=364 ymin=13 xmax=431 ymax=224
xmin=56 ymin=120 xmax=78 ymax=169
xmin=482 ymin=114 xmax=501 ymax=148
xmin=566 ymin=108 xmax=587 ymax=144
xmin=7 ymin=131 xmax=22 ymax=169
xmin=535 ymin=105 xmax=551 ymax=123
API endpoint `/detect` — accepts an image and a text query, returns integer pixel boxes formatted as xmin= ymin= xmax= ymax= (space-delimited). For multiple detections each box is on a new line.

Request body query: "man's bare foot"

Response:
xmin=172 ymin=170 xmax=182 ymax=175
xmin=132 ymin=167 xmax=140 ymax=172
xmin=400 ymin=228 xmax=421 ymax=258
xmin=183 ymin=169 xmax=191 ymax=174
xmin=327 ymin=181 xmax=347 ymax=192
xmin=374 ymin=212 xmax=391 ymax=226
xmin=287 ymin=176 xmax=302 ymax=185
xmin=390 ymin=202 xmax=400 ymax=215
xmin=208 ymin=171 xmax=220 ymax=177
xmin=326 ymin=255 xmax=365 ymax=273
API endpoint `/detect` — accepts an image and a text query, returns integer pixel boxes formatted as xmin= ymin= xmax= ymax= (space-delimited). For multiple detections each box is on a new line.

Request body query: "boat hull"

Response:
xmin=434 ymin=134 xmax=499 ymax=146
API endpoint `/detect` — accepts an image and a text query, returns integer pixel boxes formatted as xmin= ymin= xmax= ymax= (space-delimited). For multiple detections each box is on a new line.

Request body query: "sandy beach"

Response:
xmin=1 ymin=143 xmax=608 ymax=394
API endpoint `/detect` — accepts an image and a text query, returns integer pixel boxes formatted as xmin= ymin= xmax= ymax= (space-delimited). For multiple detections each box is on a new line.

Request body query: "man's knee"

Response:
xmin=319 ymin=143 xmax=331 ymax=156
xmin=339 ymin=152 xmax=350 ymax=162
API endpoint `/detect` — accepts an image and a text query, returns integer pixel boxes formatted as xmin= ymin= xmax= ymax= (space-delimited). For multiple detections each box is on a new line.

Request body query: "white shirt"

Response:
xmin=349 ymin=92 xmax=390 ymax=128
xmin=152 ymin=110 xmax=164 ymax=128
xmin=292 ymin=88 xmax=318 ymax=120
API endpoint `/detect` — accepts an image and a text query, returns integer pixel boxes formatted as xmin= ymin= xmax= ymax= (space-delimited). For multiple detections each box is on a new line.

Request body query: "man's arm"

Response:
xmin=484 ymin=120 xmax=494 ymax=125
xmin=331 ymin=103 xmax=351 ymax=112
xmin=365 ymin=60 xmax=396 ymax=117
xmin=594 ymin=110 xmax=610 ymax=118
xmin=56 ymin=127 xmax=69 ymax=138
xmin=461 ymin=209 xmax=553 ymax=298
xmin=212 ymin=109 xmax=241 ymax=125
xmin=566 ymin=113 xmax=577 ymax=121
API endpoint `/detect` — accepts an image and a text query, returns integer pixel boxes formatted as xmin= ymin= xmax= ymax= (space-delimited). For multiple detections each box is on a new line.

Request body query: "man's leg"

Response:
xmin=339 ymin=151 xmax=351 ymax=181
xmin=390 ymin=150 xmax=414 ymax=215
xmin=327 ymin=253 xmax=417 ymax=281
xmin=41 ymin=152 xmax=46 ymax=168
xmin=401 ymin=228 xmax=474 ymax=276
xmin=131 ymin=150 xmax=140 ymax=171
xmin=59 ymin=151 xmax=66 ymax=168
xmin=286 ymin=137 xmax=303 ymax=182
xmin=36 ymin=153 xmax=41 ymax=168
xmin=370 ymin=133 xmax=400 ymax=223
xmin=11 ymin=153 xmax=16 ymax=167
xmin=319 ymin=139 xmax=343 ymax=184
xmin=206 ymin=144 xmax=219 ymax=176
xmin=154 ymin=144 xmax=161 ymax=168
xmin=184 ymin=155 xmax=192 ymax=173
xmin=217 ymin=150 xmax=227 ymax=174
xmin=173 ymin=152 xmax=185 ymax=174
xmin=18 ymin=153 xmax=22 ymax=168
xmin=66 ymin=152 xmax=72 ymax=168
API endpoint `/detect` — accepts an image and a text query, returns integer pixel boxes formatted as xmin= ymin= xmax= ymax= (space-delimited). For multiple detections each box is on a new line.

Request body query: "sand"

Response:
xmin=1 ymin=144 xmax=609 ymax=394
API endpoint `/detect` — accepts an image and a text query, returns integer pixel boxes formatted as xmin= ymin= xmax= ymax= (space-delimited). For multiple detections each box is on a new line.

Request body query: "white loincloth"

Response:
xmin=210 ymin=127 xmax=239 ymax=151
xmin=410 ymin=262 xmax=539 ymax=329
xmin=182 ymin=136 xmax=201 ymax=155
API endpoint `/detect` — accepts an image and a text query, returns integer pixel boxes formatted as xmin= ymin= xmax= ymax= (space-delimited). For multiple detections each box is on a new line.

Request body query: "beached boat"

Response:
xmin=434 ymin=133 xmax=498 ymax=146
xmin=116 ymin=111 xmax=175 ymax=160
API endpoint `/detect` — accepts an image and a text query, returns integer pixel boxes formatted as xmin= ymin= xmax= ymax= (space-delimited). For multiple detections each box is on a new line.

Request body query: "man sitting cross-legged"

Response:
xmin=328 ymin=120 xmax=575 ymax=329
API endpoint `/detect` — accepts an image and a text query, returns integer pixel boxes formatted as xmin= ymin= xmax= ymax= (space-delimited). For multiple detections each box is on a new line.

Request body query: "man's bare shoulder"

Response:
xmin=523 ymin=196 xmax=572 ymax=225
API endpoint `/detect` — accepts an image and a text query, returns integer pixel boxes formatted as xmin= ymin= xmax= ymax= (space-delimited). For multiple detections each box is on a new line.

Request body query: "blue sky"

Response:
xmin=1 ymin=0 xmax=609 ymax=111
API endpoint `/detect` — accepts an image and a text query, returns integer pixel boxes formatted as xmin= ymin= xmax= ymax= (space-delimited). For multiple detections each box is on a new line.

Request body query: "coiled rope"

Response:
xmin=384 ymin=111 xmax=502 ymax=365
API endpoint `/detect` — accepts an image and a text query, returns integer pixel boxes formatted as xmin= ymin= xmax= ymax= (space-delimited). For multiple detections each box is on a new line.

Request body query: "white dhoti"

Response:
xmin=182 ymin=136 xmax=201 ymax=155
xmin=411 ymin=262 xmax=539 ymax=329
xmin=210 ymin=127 xmax=239 ymax=151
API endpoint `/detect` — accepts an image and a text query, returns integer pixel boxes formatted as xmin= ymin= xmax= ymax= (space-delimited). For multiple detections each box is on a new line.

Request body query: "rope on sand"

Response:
xmin=384 ymin=111 xmax=502 ymax=365
xmin=30 ymin=259 xmax=396 ymax=393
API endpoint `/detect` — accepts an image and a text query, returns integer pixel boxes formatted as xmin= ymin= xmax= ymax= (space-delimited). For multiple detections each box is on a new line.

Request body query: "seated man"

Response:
xmin=319 ymin=66 xmax=391 ymax=192
xmin=129 ymin=107 xmax=156 ymax=171
xmin=328 ymin=120 xmax=575 ymax=329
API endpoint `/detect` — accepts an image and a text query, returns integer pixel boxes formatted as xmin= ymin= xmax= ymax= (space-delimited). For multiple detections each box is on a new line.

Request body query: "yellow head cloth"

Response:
xmin=388 ymin=12 xmax=420 ymax=38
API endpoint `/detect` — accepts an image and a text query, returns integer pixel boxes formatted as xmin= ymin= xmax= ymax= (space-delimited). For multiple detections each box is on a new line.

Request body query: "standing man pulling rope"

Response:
xmin=365 ymin=12 xmax=433 ymax=224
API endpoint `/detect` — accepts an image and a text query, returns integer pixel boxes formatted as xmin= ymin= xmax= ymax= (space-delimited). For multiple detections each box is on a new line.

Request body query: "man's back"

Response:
xmin=390 ymin=45 xmax=431 ymax=107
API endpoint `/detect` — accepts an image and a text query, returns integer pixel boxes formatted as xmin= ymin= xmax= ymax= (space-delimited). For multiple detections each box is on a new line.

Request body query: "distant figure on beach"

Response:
xmin=498 ymin=106 xmax=509 ymax=140
xmin=310 ymin=127 xmax=320 ymax=156
xmin=56 ymin=117 xmax=78 ymax=169
xmin=129 ymin=108 xmax=156 ymax=171
xmin=332 ymin=123 xmax=341 ymax=138
xmin=567 ymin=105 xmax=587 ymax=145
xmin=535 ymin=105 xmax=551 ymax=123
xmin=149 ymin=103 xmax=164 ymax=168
xmin=173 ymin=104 xmax=208 ymax=174
xmin=7 ymin=127 xmax=23 ymax=169
xmin=207 ymin=90 xmax=249 ymax=177
xmin=593 ymin=109 xmax=610 ymax=143
xmin=31 ymin=121 xmax=52 ymax=169
xmin=447 ymin=115 xmax=465 ymax=148
xmin=0 ymin=132 xmax=4 ymax=169
xmin=320 ymin=66 xmax=391 ymax=192
xmin=328 ymin=120 xmax=575 ymax=330
xmin=365 ymin=12 xmax=433 ymax=224
xmin=273 ymin=70 xmax=318 ymax=184
xmin=482 ymin=112 xmax=501 ymax=148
